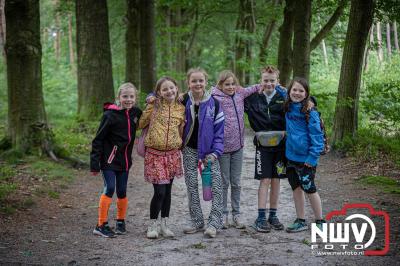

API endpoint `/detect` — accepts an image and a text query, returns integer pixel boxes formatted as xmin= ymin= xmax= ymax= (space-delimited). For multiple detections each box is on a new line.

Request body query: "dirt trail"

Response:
xmin=0 ymin=130 xmax=399 ymax=265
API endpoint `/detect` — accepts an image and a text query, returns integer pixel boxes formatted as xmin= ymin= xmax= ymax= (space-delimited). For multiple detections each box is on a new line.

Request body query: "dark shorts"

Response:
xmin=254 ymin=146 xmax=286 ymax=180
xmin=287 ymin=160 xmax=317 ymax=194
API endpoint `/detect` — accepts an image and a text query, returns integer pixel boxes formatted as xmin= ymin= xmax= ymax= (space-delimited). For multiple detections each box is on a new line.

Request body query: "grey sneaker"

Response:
xmin=268 ymin=216 xmax=284 ymax=230
xmin=232 ymin=215 xmax=246 ymax=229
xmin=183 ymin=223 xmax=204 ymax=234
xmin=253 ymin=219 xmax=271 ymax=233
xmin=204 ymin=226 xmax=217 ymax=238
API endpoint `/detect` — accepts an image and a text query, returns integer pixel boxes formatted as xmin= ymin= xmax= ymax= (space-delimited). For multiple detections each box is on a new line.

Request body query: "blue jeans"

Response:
xmin=102 ymin=170 xmax=129 ymax=198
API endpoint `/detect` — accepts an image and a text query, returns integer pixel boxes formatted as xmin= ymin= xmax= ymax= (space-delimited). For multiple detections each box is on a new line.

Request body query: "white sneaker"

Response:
xmin=146 ymin=219 xmax=159 ymax=239
xmin=183 ymin=223 xmax=203 ymax=234
xmin=204 ymin=226 xmax=217 ymax=238
xmin=160 ymin=218 xmax=175 ymax=238
xmin=222 ymin=215 xmax=229 ymax=229
xmin=233 ymin=215 xmax=246 ymax=229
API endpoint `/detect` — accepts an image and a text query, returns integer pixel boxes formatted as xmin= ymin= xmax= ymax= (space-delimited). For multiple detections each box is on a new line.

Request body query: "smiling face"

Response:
xmin=118 ymin=87 xmax=136 ymax=109
xmin=188 ymin=71 xmax=207 ymax=95
xmin=289 ymin=81 xmax=307 ymax=102
xmin=220 ymin=77 xmax=236 ymax=96
xmin=261 ymin=72 xmax=278 ymax=96
xmin=158 ymin=80 xmax=178 ymax=103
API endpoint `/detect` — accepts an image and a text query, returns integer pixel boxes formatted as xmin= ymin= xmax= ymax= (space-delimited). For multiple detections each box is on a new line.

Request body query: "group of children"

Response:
xmin=89 ymin=66 xmax=326 ymax=239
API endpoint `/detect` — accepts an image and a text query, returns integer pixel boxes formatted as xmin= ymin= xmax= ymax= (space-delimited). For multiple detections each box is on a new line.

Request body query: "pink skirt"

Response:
xmin=144 ymin=148 xmax=183 ymax=184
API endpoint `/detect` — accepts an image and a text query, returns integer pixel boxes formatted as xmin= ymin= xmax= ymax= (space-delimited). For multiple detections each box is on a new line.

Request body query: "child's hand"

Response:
xmin=91 ymin=171 xmax=99 ymax=176
xmin=257 ymin=84 xmax=263 ymax=94
xmin=304 ymin=163 xmax=312 ymax=168
xmin=146 ymin=96 xmax=157 ymax=104
xmin=204 ymin=154 xmax=217 ymax=164
xmin=178 ymin=93 xmax=185 ymax=102
xmin=306 ymin=100 xmax=315 ymax=111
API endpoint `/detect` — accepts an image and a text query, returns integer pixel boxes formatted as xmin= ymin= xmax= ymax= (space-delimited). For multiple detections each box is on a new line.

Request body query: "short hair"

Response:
xmin=217 ymin=70 xmax=240 ymax=87
xmin=261 ymin=65 xmax=280 ymax=78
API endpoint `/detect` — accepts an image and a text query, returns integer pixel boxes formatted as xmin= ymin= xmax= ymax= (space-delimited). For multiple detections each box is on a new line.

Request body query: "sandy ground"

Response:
xmin=0 ymin=129 xmax=399 ymax=265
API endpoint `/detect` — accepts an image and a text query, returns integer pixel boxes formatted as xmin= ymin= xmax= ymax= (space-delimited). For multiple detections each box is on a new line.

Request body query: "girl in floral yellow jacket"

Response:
xmin=138 ymin=77 xmax=185 ymax=239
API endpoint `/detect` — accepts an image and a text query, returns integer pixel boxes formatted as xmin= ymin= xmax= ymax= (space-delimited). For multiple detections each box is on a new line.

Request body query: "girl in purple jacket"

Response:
xmin=211 ymin=70 xmax=259 ymax=229
xmin=181 ymin=67 xmax=225 ymax=238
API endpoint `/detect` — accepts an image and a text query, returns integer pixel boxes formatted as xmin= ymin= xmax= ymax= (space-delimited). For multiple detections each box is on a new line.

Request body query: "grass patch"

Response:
xmin=359 ymin=175 xmax=400 ymax=195
xmin=0 ymin=183 xmax=17 ymax=201
xmin=47 ymin=190 xmax=60 ymax=199
xmin=28 ymin=158 xmax=75 ymax=183
xmin=0 ymin=165 xmax=17 ymax=181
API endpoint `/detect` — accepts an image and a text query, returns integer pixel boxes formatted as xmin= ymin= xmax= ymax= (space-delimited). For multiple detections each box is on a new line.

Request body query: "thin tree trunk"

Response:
xmin=376 ymin=22 xmax=384 ymax=62
xmin=394 ymin=21 xmax=399 ymax=52
xmin=363 ymin=24 xmax=374 ymax=71
xmin=0 ymin=0 xmax=5 ymax=57
xmin=332 ymin=0 xmax=374 ymax=144
xmin=317 ymin=16 xmax=328 ymax=66
xmin=386 ymin=23 xmax=392 ymax=57
xmin=277 ymin=0 xmax=294 ymax=87
xmin=54 ymin=11 xmax=61 ymax=63
xmin=68 ymin=13 xmax=75 ymax=72
xmin=76 ymin=0 xmax=114 ymax=120
xmin=159 ymin=4 xmax=172 ymax=73
xmin=310 ymin=0 xmax=348 ymax=51
xmin=292 ymin=0 xmax=311 ymax=80
xmin=245 ymin=0 xmax=255 ymax=84
xmin=5 ymin=0 xmax=55 ymax=155
xmin=139 ymin=0 xmax=156 ymax=93
xmin=259 ymin=0 xmax=280 ymax=65
xmin=126 ymin=0 xmax=140 ymax=88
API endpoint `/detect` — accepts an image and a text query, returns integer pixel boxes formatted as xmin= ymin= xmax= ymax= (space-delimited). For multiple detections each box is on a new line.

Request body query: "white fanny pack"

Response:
xmin=255 ymin=131 xmax=285 ymax=147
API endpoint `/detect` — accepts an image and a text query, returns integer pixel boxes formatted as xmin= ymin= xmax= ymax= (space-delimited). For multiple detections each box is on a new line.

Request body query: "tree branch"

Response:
xmin=310 ymin=0 xmax=348 ymax=51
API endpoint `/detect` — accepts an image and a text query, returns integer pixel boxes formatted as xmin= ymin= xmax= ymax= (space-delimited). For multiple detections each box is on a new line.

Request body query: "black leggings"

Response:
xmin=150 ymin=179 xmax=174 ymax=219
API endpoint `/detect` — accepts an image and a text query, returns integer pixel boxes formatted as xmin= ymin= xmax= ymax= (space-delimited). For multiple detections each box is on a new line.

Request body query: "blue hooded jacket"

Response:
xmin=285 ymin=102 xmax=324 ymax=166
xmin=182 ymin=91 xmax=225 ymax=160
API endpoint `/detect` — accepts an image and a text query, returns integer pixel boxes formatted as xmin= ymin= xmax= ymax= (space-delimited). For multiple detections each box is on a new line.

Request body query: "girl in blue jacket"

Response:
xmin=181 ymin=67 xmax=225 ymax=238
xmin=284 ymin=77 xmax=325 ymax=233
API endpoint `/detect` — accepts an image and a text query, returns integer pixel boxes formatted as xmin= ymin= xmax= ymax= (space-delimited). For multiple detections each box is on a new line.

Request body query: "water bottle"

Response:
xmin=201 ymin=161 xmax=213 ymax=201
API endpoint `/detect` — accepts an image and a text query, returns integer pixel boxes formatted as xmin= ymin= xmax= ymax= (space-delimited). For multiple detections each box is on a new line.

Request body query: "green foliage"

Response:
xmin=0 ymin=183 xmax=17 ymax=201
xmin=0 ymin=165 xmax=17 ymax=181
xmin=359 ymin=175 xmax=400 ymax=194
xmin=28 ymin=158 xmax=75 ymax=182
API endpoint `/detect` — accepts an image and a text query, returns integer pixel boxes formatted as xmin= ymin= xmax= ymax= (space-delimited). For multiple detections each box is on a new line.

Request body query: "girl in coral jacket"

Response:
xmin=138 ymin=77 xmax=185 ymax=239
xmin=90 ymin=83 xmax=142 ymax=238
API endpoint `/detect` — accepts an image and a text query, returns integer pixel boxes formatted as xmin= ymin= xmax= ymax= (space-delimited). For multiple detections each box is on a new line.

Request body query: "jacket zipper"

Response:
xmin=231 ymin=95 xmax=242 ymax=147
xmin=165 ymin=105 xmax=171 ymax=150
xmin=107 ymin=145 xmax=118 ymax=164
xmin=125 ymin=109 xmax=131 ymax=171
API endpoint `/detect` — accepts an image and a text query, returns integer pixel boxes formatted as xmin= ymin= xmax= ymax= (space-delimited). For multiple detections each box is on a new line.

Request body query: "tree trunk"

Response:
xmin=394 ymin=21 xmax=399 ymax=52
xmin=317 ymin=16 xmax=328 ymax=66
xmin=139 ymin=0 xmax=156 ymax=93
xmin=54 ymin=4 xmax=61 ymax=63
xmin=363 ymin=24 xmax=374 ymax=71
xmin=386 ymin=23 xmax=392 ymax=57
xmin=376 ymin=22 xmax=384 ymax=62
xmin=244 ymin=0 xmax=255 ymax=84
xmin=259 ymin=0 xmax=280 ymax=65
xmin=0 ymin=0 xmax=5 ymax=57
xmin=68 ymin=12 xmax=75 ymax=72
xmin=158 ymin=4 xmax=172 ymax=73
xmin=310 ymin=0 xmax=348 ymax=51
xmin=332 ymin=0 xmax=374 ymax=144
xmin=76 ymin=0 xmax=114 ymax=120
xmin=5 ymin=0 xmax=54 ymax=155
xmin=126 ymin=0 xmax=140 ymax=88
xmin=277 ymin=0 xmax=294 ymax=87
xmin=292 ymin=0 xmax=311 ymax=80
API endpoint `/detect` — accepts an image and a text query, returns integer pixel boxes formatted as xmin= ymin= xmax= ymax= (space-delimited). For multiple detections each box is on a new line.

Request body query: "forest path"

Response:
xmin=0 ymin=130 xmax=399 ymax=265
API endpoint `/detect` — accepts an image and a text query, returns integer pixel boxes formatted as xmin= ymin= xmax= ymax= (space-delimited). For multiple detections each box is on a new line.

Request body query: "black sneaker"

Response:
xmin=268 ymin=216 xmax=284 ymax=230
xmin=115 ymin=220 xmax=126 ymax=235
xmin=93 ymin=222 xmax=116 ymax=238
xmin=253 ymin=219 xmax=271 ymax=233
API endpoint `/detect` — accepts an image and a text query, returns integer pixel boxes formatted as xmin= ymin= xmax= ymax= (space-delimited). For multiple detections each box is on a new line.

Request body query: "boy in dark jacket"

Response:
xmin=244 ymin=66 xmax=286 ymax=233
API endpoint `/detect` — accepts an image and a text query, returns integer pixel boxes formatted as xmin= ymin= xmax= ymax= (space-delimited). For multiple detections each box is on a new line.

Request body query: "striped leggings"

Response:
xmin=182 ymin=147 xmax=223 ymax=229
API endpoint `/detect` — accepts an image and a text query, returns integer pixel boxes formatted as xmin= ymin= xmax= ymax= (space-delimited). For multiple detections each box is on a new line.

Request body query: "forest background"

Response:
xmin=0 ymin=0 xmax=399 ymax=213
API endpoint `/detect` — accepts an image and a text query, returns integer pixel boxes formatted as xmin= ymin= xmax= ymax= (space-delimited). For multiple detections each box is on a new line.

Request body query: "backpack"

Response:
xmin=306 ymin=109 xmax=330 ymax=155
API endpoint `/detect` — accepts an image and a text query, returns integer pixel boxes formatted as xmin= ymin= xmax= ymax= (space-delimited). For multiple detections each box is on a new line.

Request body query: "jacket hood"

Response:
xmin=188 ymin=90 xmax=212 ymax=103
xmin=103 ymin=102 xmax=121 ymax=111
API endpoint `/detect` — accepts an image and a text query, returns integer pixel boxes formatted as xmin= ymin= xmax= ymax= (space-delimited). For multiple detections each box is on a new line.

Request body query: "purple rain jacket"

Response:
xmin=182 ymin=90 xmax=225 ymax=160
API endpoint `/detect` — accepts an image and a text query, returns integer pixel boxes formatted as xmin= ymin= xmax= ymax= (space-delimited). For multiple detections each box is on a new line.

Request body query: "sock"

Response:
xmin=315 ymin=219 xmax=326 ymax=223
xmin=257 ymin=208 xmax=267 ymax=221
xmin=98 ymin=194 xmax=112 ymax=226
xmin=268 ymin=208 xmax=277 ymax=220
xmin=297 ymin=218 xmax=306 ymax=223
xmin=116 ymin=197 xmax=128 ymax=220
